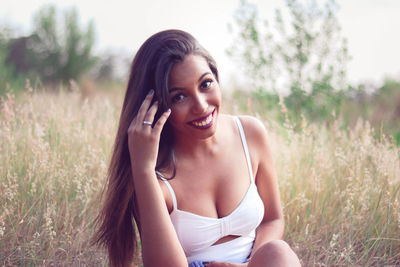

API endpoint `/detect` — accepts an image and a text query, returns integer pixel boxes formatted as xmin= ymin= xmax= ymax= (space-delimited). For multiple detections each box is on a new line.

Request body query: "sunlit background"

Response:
xmin=1 ymin=0 xmax=400 ymax=86
xmin=1 ymin=1 xmax=400 ymax=266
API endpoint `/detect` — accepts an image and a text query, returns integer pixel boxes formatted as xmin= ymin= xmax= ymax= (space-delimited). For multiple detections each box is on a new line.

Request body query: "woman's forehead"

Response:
xmin=168 ymin=55 xmax=211 ymax=88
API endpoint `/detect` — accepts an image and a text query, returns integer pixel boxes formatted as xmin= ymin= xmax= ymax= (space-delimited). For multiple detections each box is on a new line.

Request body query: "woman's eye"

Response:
xmin=200 ymin=79 xmax=212 ymax=89
xmin=171 ymin=93 xmax=185 ymax=103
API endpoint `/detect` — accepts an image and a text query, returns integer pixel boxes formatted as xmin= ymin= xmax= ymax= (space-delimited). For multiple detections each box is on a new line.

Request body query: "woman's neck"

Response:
xmin=172 ymin=114 xmax=228 ymax=160
xmin=173 ymin=132 xmax=219 ymax=159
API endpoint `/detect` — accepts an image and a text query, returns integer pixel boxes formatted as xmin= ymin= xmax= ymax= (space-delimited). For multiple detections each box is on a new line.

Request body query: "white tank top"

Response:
xmin=161 ymin=117 xmax=265 ymax=263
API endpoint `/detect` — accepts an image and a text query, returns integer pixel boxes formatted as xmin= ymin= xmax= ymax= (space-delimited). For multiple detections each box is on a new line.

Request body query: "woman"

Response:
xmin=94 ymin=29 xmax=301 ymax=267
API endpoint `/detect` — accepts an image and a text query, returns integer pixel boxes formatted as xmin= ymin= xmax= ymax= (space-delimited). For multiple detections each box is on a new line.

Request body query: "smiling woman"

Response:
xmin=92 ymin=29 xmax=301 ymax=267
xmin=168 ymin=55 xmax=221 ymax=139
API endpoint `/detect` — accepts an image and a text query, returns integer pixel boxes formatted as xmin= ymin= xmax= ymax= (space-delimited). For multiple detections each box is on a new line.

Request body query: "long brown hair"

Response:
xmin=93 ymin=29 xmax=219 ymax=267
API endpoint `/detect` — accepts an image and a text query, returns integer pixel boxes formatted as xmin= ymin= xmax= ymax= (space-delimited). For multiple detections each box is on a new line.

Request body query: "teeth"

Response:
xmin=192 ymin=113 xmax=213 ymax=127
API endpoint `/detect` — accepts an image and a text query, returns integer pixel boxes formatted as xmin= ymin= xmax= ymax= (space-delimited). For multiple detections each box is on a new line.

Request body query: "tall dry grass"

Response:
xmin=0 ymin=88 xmax=120 ymax=265
xmin=1 ymin=89 xmax=399 ymax=266
xmin=268 ymin=118 xmax=400 ymax=266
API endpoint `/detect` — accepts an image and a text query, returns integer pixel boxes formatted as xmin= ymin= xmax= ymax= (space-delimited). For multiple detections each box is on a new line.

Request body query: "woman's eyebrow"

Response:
xmin=198 ymin=72 xmax=212 ymax=82
xmin=169 ymin=87 xmax=181 ymax=93
xmin=169 ymin=72 xmax=212 ymax=93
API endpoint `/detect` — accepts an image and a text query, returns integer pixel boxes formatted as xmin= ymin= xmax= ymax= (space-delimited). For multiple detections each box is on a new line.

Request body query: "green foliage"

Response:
xmin=3 ymin=4 xmax=97 ymax=89
xmin=393 ymin=130 xmax=400 ymax=146
xmin=341 ymin=79 xmax=400 ymax=146
xmin=30 ymin=5 xmax=97 ymax=85
xmin=30 ymin=5 xmax=61 ymax=82
xmin=59 ymin=8 xmax=96 ymax=84
xmin=229 ymin=0 xmax=350 ymax=123
xmin=0 ymin=27 xmax=27 ymax=94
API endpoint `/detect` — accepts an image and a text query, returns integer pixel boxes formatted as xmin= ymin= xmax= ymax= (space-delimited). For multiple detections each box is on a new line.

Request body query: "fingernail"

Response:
xmin=167 ymin=108 xmax=171 ymax=113
xmin=148 ymin=89 xmax=154 ymax=96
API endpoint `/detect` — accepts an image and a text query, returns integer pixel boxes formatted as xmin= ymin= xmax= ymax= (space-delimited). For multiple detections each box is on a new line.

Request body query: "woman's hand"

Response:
xmin=127 ymin=90 xmax=171 ymax=174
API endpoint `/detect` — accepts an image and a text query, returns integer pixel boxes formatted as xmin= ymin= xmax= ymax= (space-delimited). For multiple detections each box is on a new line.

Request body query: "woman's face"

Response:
xmin=167 ymin=54 xmax=221 ymax=140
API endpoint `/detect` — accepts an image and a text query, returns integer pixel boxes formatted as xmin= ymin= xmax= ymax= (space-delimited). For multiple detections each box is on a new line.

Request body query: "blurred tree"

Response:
xmin=0 ymin=26 xmax=27 ymax=94
xmin=6 ymin=36 xmax=35 ymax=73
xmin=29 ymin=5 xmax=61 ymax=83
xmin=228 ymin=0 xmax=350 ymax=122
xmin=5 ymin=5 xmax=97 ymax=87
xmin=91 ymin=48 xmax=132 ymax=84
xmin=59 ymin=8 xmax=96 ymax=84
xmin=343 ymin=79 xmax=400 ymax=145
xmin=94 ymin=52 xmax=116 ymax=81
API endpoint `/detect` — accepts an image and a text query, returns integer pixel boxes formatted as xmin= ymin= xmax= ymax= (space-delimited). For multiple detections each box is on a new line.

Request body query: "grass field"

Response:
xmin=1 ymin=88 xmax=399 ymax=266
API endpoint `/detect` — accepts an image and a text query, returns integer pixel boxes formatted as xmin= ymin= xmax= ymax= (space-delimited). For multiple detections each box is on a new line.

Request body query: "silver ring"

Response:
xmin=143 ymin=120 xmax=153 ymax=126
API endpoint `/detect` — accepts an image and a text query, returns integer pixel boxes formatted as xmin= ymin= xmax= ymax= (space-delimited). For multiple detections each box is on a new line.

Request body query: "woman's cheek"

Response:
xmin=168 ymin=106 xmax=185 ymax=125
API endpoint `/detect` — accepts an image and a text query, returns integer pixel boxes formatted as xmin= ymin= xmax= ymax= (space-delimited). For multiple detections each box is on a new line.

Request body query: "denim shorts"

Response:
xmin=188 ymin=258 xmax=248 ymax=267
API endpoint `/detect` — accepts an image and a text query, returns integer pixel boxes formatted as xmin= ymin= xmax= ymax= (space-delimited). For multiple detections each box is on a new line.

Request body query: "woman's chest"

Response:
xmin=170 ymin=151 xmax=253 ymax=218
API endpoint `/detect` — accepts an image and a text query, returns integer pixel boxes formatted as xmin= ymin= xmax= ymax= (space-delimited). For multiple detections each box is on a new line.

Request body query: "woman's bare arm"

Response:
xmin=133 ymin=171 xmax=187 ymax=266
xmin=239 ymin=116 xmax=285 ymax=255
xmin=128 ymin=91 xmax=186 ymax=266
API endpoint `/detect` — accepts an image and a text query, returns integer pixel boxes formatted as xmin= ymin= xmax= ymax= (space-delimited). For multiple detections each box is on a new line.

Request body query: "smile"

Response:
xmin=188 ymin=109 xmax=216 ymax=129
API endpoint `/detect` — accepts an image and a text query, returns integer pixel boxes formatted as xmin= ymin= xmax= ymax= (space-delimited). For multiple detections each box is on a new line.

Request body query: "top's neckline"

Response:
xmin=171 ymin=182 xmax=255 ymax=220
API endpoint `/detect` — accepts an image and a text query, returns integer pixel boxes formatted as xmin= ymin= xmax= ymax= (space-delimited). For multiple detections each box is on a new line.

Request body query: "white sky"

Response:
xmin=1 ymin=0 xmax=400 ymax=88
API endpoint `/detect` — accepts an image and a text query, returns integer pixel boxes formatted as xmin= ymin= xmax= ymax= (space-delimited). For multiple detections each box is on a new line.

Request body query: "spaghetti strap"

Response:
xmin=156 ymin=171 xmax=177 ymax=210
xmin=234 ymin=116 xmax=254 ymax=183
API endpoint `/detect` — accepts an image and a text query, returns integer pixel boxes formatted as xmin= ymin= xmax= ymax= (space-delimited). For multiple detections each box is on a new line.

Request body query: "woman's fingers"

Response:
xmin=129 ymin=89 xmax=170 ymax=138
xmin=142 ymin=101 xmax=159 ymax=128
xmin=136 ymin=89 xmax=154 ymax=124
xmin=153 ymin=109 xmax=171 ymax=134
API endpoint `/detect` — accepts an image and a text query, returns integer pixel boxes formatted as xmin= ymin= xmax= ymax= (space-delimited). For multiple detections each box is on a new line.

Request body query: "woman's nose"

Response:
xmin=191 ymin=93 xmax=208 ymax=114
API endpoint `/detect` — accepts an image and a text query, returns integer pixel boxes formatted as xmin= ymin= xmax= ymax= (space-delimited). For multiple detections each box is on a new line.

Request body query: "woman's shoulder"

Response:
xmin=219 ymin=114 xmax=267 ymax=136
xmin=232 ymin=115 xmax=270 ymax=158
xmin=220 ymin=113 xmax=265 ymax=128
xmin=220 ymin=113 xmax=268 ymax=145
xmin=236 ymin=115 xmax=268 ymax=138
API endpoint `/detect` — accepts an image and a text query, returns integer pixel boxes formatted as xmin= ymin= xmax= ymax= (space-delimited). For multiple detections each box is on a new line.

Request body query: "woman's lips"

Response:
xmin=188 ymin=109 xmax=216 ymax=129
